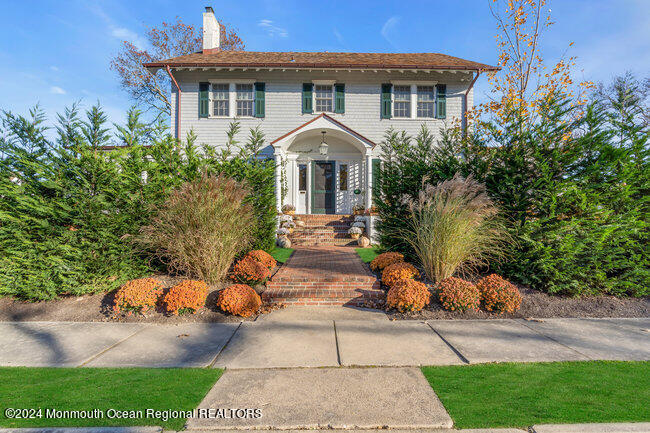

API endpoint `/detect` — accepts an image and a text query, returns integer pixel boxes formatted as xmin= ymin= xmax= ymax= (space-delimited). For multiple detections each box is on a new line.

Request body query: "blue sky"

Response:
xmin=1 ymin=0 xmax=648 ymax=131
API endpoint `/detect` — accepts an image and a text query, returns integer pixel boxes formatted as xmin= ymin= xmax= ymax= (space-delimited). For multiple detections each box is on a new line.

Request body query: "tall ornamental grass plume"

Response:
xmin=403 ymin=174 xmax=510 ymax=283
xmin=138 ymin=173 xmax=253 ymax=283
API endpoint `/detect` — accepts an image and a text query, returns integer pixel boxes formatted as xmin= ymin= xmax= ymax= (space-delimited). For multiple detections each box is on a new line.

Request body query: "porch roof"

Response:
xmin=271 ymin=113 xmax=377 ymax=151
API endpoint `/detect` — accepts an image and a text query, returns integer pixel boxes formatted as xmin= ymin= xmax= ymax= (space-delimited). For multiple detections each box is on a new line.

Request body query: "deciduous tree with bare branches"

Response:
xmin=110 ymin=17 xmax=244 ymax=117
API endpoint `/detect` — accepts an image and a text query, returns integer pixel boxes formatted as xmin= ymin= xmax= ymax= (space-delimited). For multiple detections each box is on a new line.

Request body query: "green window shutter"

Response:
xmin=435 ymin=84 xmax=446 ymax=119
xmin=254 ymin=82 xmax=265 ymax=118
xmin=334 ymin=83 xmax=345 ymax=113
xmin=372 ymin=158 xmax=381 ymax=204
xmin=381 ymin=84 xmax=392 ymax=119
xmin=199 ymin=82 xmax=209 ymax=118
xmin=302 ymin=83 xmax=313 ymax=114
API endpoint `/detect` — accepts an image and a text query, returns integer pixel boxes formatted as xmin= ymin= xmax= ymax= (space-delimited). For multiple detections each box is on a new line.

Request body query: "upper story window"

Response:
xmin=212 ymin=83 xmax=229 ymax=116
xmin=393 ymin=85 xmax=411 ymax=118
xmin=315 ymin=85 xmax=333 ymax=112
xmin=416 ymin=86 xmax=435 ymax=118
xmin=236 ymin=84 xmax=254 ymax=117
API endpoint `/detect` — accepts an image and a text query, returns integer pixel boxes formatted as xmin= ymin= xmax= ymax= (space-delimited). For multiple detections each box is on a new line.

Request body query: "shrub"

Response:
xmin=162 ymin=280 xmax=209 ymax=315
xmin=138 ymin=174 xmax=253 ymax=284
xmin=477 ymin=274 xmax=522 ymax=314
xmin=382 ymin=262 xmax=419 ymax=287
xmin=386 ymin=279 xmax=431 ymax=313
xmin=369 ymin=252 xmax=404 ymax=271
xmin=403 ymin=174 xmax=509 ymax=284
xmin=216 ymin=284 xmax=262 ymax=317
xmin=113 ymin=278 xmax=163 ymax=315
xmin=244 ymin=250 xmax=277 ymax=270
xmin=231 ymin=257 xmax=271 ymax=285
xmin=436 ymin=277 xmax=480 ymax=312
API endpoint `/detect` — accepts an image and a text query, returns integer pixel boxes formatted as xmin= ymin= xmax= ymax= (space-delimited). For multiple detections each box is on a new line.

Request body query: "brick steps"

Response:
xmin=290 ymin=214 xmax=355 ymax=247
xmin=262 ymin=246 xmax=383 ymax=306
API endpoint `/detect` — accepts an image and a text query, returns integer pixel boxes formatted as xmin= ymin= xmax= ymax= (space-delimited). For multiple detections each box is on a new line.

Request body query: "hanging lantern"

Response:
xmin=318 ymin=131 xmax=328 ymax=156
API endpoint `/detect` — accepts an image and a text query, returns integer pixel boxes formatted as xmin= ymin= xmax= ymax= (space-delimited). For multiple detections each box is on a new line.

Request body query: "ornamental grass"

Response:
xmin=382 ymin=262 xmax=420 ymax=287
xmin=113 ymin=277 xmax=163 ymax=315
xmin=437 ymin=277 xmax=480 ymax=312
xmin=369 ymin=252 xmax=404 ymax=272
xmin=403 ymin=174 xmax=510 ymax=284
xmin=244 ymin=250 xmax=277 ymax=270
xmin=137 ymin=174 xmax=254 ymax=284
xmin=163 ymin=280 xmax=209 ymax=315
xmin=216 ymin=284 xmax=262 ymax=317
xmin=386 ymin=279 xmax=431 ymax=313
xmin=477 ymin=274 xmax=522 ymax=314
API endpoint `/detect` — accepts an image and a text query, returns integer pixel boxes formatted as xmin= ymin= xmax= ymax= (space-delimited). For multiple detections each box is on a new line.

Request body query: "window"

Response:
xmin=236 ymin=84 xmax=254 ymax=117
xmin=314 ymin=85 xmax=333 ymax=112
xmin=298 ymin=164 xmax=307 ymax=191
xmin=339 ymin=164 xmax=348 ymax=191
xmin=417 ymin=86 xmax=435 ymax=118
xmin=393 ymin=85 xmax=411 ymax=118
xmin=212 ymin=83 xmax=229 ymax=116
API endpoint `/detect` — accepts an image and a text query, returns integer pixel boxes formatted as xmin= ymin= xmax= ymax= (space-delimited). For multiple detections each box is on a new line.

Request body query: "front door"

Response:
xmin=311 ymin=161 xmax=335 ymax=214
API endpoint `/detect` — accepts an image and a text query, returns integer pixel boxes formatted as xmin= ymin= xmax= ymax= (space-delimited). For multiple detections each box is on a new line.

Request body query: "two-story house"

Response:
xmin=144 ymin=7 xmax=497 ymax=215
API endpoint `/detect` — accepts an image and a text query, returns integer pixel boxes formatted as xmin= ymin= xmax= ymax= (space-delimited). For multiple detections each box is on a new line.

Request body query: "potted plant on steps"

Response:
xmin=282 ymin=204 xmax=295 ymax=215
xmin=348 ymin=226 xmax=363 ymax=240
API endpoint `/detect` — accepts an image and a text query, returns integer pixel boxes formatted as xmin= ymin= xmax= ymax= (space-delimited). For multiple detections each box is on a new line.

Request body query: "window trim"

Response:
xmin=205 ymin=80 xmax=259 ymax=119
xmin=388 ymin=81 xmax=442 ymax=120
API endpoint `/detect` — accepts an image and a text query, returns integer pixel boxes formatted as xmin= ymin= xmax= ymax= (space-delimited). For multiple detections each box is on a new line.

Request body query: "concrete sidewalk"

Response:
xmin=0 ymin=314 xmax=647 ymax=368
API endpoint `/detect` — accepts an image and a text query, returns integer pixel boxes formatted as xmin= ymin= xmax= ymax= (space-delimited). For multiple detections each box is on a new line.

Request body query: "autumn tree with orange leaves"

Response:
xmin=471 ymin=0 xmax=593 ymax=130
xmin=111 ymin=17 xmax=244 ymax=117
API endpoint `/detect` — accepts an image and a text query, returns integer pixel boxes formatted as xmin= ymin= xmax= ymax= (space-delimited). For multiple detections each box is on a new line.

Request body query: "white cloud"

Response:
xmin=258 ymin=19 xmax=288 ymax=38
xmin=333 ymin=28 xmax=344 ymax=45
xmin=49 ymin=66 xmax=59 ymax=72
xmin=50 ymin=86 xmax=66 ymax=95
xmin=381 ymin=16 xmax=401 ymax=46
xmin=110 ymin=26 xmax=147 ymax=50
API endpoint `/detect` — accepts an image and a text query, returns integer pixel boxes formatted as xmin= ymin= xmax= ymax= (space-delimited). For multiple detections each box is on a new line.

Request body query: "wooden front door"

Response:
xmin=311 ymin=161 xmax=335 ymax=214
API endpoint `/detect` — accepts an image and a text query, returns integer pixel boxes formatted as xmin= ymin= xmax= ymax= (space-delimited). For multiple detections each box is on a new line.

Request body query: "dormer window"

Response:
xmin=314 ymin=85 xmax=334 ymax=112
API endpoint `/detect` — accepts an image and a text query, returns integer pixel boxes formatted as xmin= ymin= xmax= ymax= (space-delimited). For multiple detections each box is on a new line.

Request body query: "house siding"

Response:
xmin=171 ymin=69 xmax=474 ymax=157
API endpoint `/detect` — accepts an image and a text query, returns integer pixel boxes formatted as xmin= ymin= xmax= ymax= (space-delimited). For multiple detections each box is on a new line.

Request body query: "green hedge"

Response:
xmin=375 ymin=92 xmax=648 ymax=297
xmin=0 ymin=105 xmax=276 ymax=300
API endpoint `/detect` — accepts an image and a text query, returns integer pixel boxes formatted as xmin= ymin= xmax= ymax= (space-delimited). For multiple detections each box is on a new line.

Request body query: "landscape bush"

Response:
xmin=231 ymin=257 xmax=271 ymax=285
xmin=113 ymin=278 xmax=163 ymax=315
xmin=375 ymin=74 xmax=649 ymax=297
xmin=369 ymin=252 xmax=404 ymax=272
xmin=386 ymin=279 xmax=431 ymax=313
xmin=476 ymin=274 xmax=522 ymax=314
xmin=244 ymin=250 xmax=277 ymax=270
xmin=216 ymin=284 xmax=262 ymax=317
xmin=138 ymin=174 xmax=253 ymax=284
xmin=381 ymin=262 xmax=419 ymax=287
xmin=436 ymin=277 xmax=480 ymax=312
xmin=0 ymin=105 xmax=276 ymax=300
xmin=163 ymin=280 xmax=209 ymax=315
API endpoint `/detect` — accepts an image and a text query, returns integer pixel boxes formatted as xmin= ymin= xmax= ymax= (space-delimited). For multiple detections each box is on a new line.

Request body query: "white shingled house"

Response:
xmin=144 ymin=7 xmax=497 ymax=217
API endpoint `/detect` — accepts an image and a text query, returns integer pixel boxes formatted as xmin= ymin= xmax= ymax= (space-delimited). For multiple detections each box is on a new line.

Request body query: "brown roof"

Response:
xmin=144 ymin=51 xmax=498 ymax=71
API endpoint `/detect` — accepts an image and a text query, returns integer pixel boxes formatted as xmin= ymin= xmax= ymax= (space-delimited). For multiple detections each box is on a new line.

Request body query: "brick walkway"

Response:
xmin=263 ymin=246 xmax=382 ymax=306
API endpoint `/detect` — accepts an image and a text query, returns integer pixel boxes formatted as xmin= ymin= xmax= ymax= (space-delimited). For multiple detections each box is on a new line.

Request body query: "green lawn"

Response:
xmin=0 ymin=367 xmax=223 ymax=430
xmin=355 ymin=246 xmax=380 ymax=263
xmin=270 ymin=247 xmax=294 ymax=263
xmin=421 ymin=361 xmax=650 ymax=429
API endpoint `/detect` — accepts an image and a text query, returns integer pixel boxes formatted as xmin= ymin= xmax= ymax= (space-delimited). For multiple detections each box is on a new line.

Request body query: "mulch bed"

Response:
xmin=387 ymin=285 xmax=650 ymax=320
xmin=0 ymin=272 xmax=284 ymax=324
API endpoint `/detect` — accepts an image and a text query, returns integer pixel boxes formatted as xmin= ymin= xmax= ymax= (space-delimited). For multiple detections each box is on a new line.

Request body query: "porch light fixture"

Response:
xmin=319 ymin=131 xmax=328 ymax=156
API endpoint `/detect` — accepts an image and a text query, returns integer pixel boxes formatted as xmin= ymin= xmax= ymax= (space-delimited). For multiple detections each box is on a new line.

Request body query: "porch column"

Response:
xmin=365 ymin=154 xmax=373 ymax=209
xmin=306 ymin=160 xmax=312 ymax=214
xmin=274 ymin=148 xmax=283 ymax=212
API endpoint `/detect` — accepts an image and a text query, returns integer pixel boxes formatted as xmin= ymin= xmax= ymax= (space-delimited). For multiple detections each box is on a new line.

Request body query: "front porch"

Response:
xmin=272 ymin=113 xmax=378 ymax=215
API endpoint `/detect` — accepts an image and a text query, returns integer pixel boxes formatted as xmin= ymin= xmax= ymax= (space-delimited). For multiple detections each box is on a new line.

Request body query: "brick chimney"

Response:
xmin=202 ymin=6 xmax=220 ymax=52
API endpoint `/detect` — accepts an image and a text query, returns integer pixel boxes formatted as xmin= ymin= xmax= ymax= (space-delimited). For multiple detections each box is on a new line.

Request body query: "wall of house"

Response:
xmin=170 ymin=69 xmax=474 ymax=158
